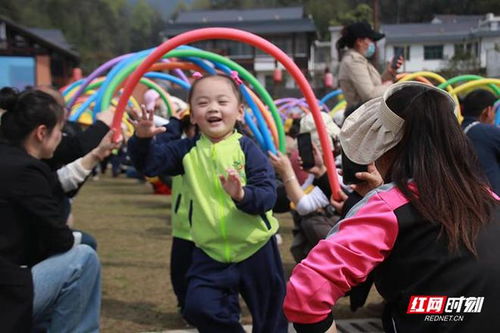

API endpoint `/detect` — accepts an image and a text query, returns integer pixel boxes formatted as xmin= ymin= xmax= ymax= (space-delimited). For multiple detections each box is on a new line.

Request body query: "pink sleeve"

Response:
xmin=283 ymin=190 xmax=401 ymax=324
xmin=491 ymin=191 xmax=499 ymax=200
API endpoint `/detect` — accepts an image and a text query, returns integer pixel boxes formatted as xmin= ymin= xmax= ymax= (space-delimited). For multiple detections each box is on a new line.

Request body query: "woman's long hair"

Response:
xmin=386 ymin=85 xmax=497 ymax=255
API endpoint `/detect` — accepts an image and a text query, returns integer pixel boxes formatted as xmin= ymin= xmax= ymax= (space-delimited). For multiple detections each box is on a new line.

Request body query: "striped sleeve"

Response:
xmin=284 ymin=185 xmax=406 ymax=327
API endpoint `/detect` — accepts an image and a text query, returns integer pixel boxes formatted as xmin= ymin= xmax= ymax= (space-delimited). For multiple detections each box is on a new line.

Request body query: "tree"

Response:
xmin=331 ymin=3 xmax=373 ymax=26
xmin=130 ymin=0 xmax=161 ymax=51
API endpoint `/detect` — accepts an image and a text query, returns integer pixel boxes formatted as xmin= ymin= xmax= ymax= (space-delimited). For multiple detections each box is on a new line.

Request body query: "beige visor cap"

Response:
xmin=340 ymin=81 xmax=456 ymax=165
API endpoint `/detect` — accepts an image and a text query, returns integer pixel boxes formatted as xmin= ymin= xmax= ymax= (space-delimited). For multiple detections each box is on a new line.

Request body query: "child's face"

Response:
xmin=190 ymin=77 xmax=243 ymax=143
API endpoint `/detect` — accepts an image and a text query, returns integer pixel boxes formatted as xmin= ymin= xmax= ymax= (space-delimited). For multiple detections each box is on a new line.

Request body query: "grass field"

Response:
xmin=72 ymin=174 xmax=382 ymax=332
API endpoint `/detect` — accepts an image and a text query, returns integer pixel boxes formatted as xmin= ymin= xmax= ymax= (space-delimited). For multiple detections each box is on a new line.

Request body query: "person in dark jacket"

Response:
xmin=461 ymin=89 xmax=500 ymax=194
xmin=0 ymin=90 xmax=106 ymax=332
xmin=284 ymin=82 xmax=499 ymax=333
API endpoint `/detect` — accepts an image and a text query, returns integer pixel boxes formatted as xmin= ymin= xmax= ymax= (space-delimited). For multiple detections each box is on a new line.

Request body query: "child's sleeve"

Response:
xmin=235 ymin=137 xmax=277 ymax=214
xmin=156 ymin=118 xmax=183 ymax=144
xmin=127 ymin=134 xmax=191 ymax=177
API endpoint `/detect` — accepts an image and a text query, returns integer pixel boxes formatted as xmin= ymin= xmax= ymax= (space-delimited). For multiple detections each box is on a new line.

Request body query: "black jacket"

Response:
xmin=0 ymin=143 xmax=74 ymax=332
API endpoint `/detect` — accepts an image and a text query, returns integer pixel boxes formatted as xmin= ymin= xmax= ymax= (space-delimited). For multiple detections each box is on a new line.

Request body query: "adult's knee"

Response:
xmin=73 ymin=244 xmax=100 ymax=275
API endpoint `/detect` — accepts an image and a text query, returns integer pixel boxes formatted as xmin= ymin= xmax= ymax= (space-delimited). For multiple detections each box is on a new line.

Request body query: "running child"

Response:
xmin=128 ymin=72 xmax=288 ymax=333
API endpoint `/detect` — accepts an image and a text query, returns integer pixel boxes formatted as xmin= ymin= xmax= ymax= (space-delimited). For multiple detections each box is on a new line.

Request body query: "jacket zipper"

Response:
xmin=211 ymin=145 xmax=231 ymax=262
xmin=188 ymin=199 xmax=193 ymax=226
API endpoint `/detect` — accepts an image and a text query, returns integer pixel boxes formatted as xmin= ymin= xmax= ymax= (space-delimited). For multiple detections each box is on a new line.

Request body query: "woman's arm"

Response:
xmin=284 ymin=188 xmax=402 ymax=331
xmin=56 ymin=131 xmax=119 ymax=192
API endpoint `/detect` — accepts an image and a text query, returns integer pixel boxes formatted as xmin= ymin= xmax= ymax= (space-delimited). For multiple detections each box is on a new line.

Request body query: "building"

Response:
xmin=329 ymin=13 xmax=500 ymax=77
xmin=0 ymin=15 xmax=80 ymax=90
xmin=164 ymin=7 xmax=317 ymax=89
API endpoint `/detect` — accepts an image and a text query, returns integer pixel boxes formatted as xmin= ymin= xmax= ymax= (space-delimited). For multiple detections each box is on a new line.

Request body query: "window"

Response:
xmin=0 ymin=56 xmax=35 ymax=90
xmin=295 ymin=36 xmax=307 ymax=56
xmin=454 ymin=43 xmax=464 ymax=56
xmin=424 ymin=45 xmax=443 ymax=60
xmin=454 ymin=42 xmax=479 ymax=58
xmin=227 ymin=41 xmax=252 ymax=58
xmin=270 ymin=36 xmax=293 ymax=55
xmin=13 ymin=34 xmax=27 ymax=48
xmin=393 ymin=45 xmax=410 ymax=60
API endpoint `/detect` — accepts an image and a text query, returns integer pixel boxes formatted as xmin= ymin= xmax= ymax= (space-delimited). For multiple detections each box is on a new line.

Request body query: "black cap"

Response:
xmin=346 ymin=22 xmax=385 ymax=41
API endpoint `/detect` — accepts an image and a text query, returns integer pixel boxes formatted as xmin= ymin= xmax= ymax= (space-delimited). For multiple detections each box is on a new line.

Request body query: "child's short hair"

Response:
xmin=187 ymin=73 xmax=243 ymax=105
xmin=462 ymin=89 xmax=496 ymax=118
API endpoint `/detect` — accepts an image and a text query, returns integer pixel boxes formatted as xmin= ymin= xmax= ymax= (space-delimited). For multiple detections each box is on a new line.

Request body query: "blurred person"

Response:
xmin=269 ymin=112 xmax=341 ymax=262
xmin=144 ymin=89 xmax=168 ymax=118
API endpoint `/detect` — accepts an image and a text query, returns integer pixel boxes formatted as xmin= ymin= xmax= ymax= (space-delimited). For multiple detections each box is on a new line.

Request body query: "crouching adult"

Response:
xmin=0 ymin=90 xmax=104 ymax=332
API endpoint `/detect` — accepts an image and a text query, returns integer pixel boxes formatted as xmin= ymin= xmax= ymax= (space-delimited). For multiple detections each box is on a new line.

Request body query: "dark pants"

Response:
xmin=290 ymin=210 xmax=339 ymax=263
xmin=170 ymin=237 xmax=195 ymax=311
xmin=182 ymin=238 xmax=288 ymax=333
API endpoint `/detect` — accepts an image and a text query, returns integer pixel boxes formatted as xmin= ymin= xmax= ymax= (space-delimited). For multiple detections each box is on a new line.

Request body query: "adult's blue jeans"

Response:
xmin=32 ymin=244 xmax=101 ymax=332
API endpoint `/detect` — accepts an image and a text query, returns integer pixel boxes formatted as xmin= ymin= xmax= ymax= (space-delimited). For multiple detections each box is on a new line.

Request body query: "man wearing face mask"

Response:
xmin=337 ymin=21 xmax=403 ymax=118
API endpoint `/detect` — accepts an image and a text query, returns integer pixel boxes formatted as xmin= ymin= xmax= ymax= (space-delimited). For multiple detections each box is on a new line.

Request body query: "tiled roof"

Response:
xmin=165 ymin=18 xmax=316 ymax=36
xmin=175 ymin=7 xmax=304 ymax=23
xmin=0 ymin=15 xmax=79 ymax=59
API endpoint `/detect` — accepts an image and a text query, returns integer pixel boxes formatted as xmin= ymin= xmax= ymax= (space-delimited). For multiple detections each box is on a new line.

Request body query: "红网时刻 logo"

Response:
xmin=407 ymin=296 xmax=484 ymax=322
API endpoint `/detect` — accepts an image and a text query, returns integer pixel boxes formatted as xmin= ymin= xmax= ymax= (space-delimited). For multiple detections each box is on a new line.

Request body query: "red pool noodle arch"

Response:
xmin=113 ymin=27 xmax=341 ymax=200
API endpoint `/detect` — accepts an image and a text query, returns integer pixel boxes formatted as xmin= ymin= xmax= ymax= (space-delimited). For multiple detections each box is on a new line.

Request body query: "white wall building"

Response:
xmin=329 ymin=14 xmax=500 ymax=77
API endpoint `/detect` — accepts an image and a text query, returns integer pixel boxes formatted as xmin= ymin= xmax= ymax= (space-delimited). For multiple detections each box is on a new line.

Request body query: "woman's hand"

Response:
xmin=268 ymin=151 xmax=294 ymax=178
xmin=330 ymin=190 xmax=348 ymax=214
xmin=303 ymin=144 xmax=327 ymax=178
xmin=350 ymin=163 xmax=384 ymax=196
xmin=91 ymin=130 xmax=120 ymax=161
xmin=129 ymin=104 xmax=166 ymax=138
xmin=220 ymin=169 xmax=245 ymax=201
xmin=387 ymin=56 xmax=404 ymax=76
xmin=80 ymin=130 xmax=120 ymax=170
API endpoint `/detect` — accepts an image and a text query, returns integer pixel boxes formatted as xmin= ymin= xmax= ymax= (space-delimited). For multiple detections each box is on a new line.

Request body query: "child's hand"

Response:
xmin=219 ymin=169 xmax=245 ymax=201
xmin=129 ymin=104 xmax=166 ymax=138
